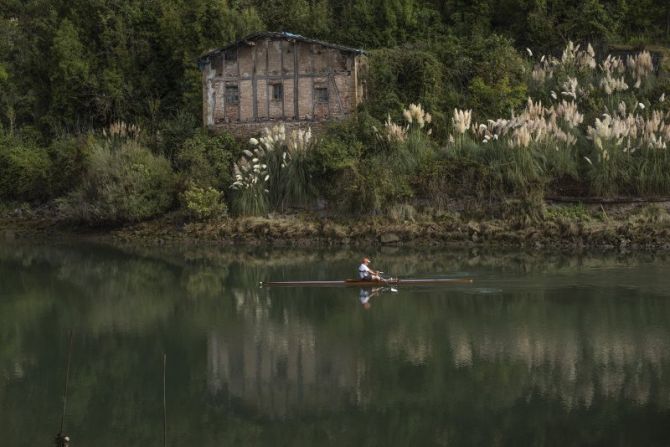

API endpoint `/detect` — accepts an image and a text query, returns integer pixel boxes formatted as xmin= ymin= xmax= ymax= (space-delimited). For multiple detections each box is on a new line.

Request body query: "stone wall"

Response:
xmin=211 ymin=119 xmax=332 ymax=140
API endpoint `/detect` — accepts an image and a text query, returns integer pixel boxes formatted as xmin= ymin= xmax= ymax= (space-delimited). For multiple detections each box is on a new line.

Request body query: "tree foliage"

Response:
xmin=1 ymin=0 xmax=669 ymax=136
xmin=2 ymin=0 xmax=670 ymax=216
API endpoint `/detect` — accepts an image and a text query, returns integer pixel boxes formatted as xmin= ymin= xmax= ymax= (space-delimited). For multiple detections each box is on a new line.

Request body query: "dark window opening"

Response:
xmin=224 ymin=48 xmax=237 ymax=63
xmin=272 ymin=83 xmax=283 ymax=101
xmin=314 ymin=86 xmax=329 ymax=103
xmin=225 ymin=85 xmax=239 ymax=104
xmin=213 ymin=54 xmax=223 ymax=76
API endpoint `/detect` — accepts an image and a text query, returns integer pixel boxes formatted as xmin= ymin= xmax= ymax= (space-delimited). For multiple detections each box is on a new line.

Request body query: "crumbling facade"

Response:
xmin=198 ymin=32 xmax=366 ymax=134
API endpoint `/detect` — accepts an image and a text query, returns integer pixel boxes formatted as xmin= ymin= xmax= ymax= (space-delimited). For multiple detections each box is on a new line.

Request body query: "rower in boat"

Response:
xmin=262 ymin=278 xmax=473 ymax=287
xmin=358 ymin=257 xmax=382 ymax=281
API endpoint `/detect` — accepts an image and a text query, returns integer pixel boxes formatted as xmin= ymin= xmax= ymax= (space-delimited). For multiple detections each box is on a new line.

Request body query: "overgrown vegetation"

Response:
xmin=2 ymin=1 xmax=670 ymax=224
xmin=181 ymin=183 xmax=228 ymax=221
xmin=58 ymin=139 xmax=175 ymax=223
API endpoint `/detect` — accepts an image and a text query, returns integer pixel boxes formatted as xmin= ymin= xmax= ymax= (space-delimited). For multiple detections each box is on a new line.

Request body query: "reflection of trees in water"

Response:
xmin=0 ymin=242 xmax=236 ymax=335
xmin=207 ymin=285 xmax=670 ymax=417
xmin=444 ymin=293 xmax=670 ymax=409
xmin=207 ymin=288 xmax=365 ymax=419
xmin=3 ymin=241 xmax=670 ymax=426
xmin=386 ymin=329 xmax=432 ymax=366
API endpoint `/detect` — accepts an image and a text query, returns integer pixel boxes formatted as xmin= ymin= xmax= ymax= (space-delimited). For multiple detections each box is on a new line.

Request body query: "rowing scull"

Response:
xmin=260 ymin=278 xmax=473 ymax=288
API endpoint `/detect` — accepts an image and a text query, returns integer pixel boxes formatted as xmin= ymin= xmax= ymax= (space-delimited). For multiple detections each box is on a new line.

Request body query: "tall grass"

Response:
xmin=442 ymin=43 xmax=670 ymax=199
xmin=232 ymin=186 xmax=268 ymax=216
xmin=231 ymin=124 xmax=315 ymax=215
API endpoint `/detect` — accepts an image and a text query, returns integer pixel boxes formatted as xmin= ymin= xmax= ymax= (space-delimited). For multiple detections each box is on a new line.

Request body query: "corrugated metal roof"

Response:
xmin=198 ymin=31 xmax=365 ymax=66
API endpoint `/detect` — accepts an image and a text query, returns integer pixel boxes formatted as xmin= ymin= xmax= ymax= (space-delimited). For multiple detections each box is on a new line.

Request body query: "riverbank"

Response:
xmin=3 ymin=199 xmax=670 ymax=251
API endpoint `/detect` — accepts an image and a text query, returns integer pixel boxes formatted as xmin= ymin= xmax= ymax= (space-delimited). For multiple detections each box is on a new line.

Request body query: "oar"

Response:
xmin=378 ymin=272 xmax=398 ymax=292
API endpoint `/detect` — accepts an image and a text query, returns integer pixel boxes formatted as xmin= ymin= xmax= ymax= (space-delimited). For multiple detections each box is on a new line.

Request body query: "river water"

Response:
xmin=1 ymin=242 xmax=670 ymax=446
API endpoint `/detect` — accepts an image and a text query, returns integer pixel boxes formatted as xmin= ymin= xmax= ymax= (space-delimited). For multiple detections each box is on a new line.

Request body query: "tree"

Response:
xmin=49 ymin=18 xmax=93 ymax=130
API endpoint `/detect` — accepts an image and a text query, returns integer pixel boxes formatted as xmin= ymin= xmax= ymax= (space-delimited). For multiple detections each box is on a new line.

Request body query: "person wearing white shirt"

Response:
xmin=358 ymin=257 xmax=381 ymax=281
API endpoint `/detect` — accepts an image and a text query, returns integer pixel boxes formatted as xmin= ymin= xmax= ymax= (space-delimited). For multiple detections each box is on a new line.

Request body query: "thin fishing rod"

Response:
xmin=55 ymin=330 xmax=74 ymax=447
xmin=60 ymin=330 xmax=74 ymax=434
xmin=163 ymin=353 xmax=167 ymax=447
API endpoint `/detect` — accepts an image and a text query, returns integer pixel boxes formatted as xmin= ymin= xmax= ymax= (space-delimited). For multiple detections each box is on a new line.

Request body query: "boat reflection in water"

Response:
xmin=359 ymin=287 xmax=384 ymax=309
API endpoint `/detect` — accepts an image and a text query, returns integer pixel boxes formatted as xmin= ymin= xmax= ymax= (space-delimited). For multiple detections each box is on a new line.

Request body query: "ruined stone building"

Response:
xmin=198 ymin=32 xmax=366 ymax=134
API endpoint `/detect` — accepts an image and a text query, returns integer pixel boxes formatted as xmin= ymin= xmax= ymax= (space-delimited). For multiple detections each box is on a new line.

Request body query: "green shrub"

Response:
xmin=366 ymin=48 xmax=444 ymax=122
xmin=182 ymin=183 xmax=227 ymax=220
xmin=545 ymin=203 xmax=591 ymax=221
xmin=59 ymin=141 xmax=175 ymax=223
xmin=327 ymin=160 xmax=414 ymax=213
xmin=0 ymin=137 xmax=51 ymax=202
xmin=468 ymin=76 xmax=527 ymax=119
xmin=47 ymin=135 xmax=91 ymax=197
xmin=174 ymin=130 xmax=238 ymax=190
xmin=156 ymin=110 xmax=198 ymax=163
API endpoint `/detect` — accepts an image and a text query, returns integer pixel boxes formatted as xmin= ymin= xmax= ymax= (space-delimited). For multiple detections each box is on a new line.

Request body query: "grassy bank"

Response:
xmin=3 ymin=200 xmax=670 ymax=251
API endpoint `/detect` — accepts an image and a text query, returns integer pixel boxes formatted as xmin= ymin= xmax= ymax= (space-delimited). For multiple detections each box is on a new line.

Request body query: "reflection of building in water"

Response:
xmin=447 ymin=318 xmax=670 ymax=408
xmin=207 ymin=290 xmax=365 ymax=418
xmin=209 ymin=290 xmax=670 ymax=415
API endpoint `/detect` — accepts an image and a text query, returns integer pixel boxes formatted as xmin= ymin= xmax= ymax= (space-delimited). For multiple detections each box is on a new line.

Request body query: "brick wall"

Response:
xmin=204 ymin=36 xmax=366 ymax=131
xmin=213 ymin=120 xmax=333 ymax=140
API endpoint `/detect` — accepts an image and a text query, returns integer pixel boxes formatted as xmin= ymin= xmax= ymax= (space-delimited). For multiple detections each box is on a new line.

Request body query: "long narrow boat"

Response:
xmin=261 ymin=278 xmax=474 ymax=288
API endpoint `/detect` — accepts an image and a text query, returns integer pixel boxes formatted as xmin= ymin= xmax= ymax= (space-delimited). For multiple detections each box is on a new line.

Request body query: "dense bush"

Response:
xmin=47 ymin=136 xmax=91 ymax=197
xmin=59 ymin=141 xmax=176 ymax=223
xmin=364 ymin=35 xmax=531 ymax=140
xmin=366 ymin=48 xmax=444 ymax=120
xmin=181 ymin=183 xmax=228 ymax=220
xmin=156 ymin=110 xmax=199 ymax=163
xmin=310 ymin=105 xmax=434 ymax=213
xmin=0 ymin=137 xmax=51 ymax=202
xmin=174 ymin=130 xmax=239 ymax=191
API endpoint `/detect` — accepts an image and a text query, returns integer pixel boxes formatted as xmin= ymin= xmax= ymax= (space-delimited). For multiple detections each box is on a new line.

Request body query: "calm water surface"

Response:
xmin=1 ymin=242 xmax=670 ymax=446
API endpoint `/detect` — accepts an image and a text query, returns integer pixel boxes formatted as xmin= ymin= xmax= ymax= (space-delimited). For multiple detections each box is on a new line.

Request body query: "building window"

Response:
xmin=224 ymin=48 xmax=237 ymax=63
xmin=213 ymin=54 xmax=223 ymax=76
xmin=225 ymin=85 xmax=239 ymax=104
xmin=272 ymin=83 xmax=283 ymax=101
xmin=314 ymin=86 xmax=329 ymax=103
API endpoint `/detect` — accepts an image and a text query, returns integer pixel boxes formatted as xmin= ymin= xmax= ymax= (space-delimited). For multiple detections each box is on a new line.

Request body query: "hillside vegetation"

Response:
xmin=1 ymin=1 xmax=670 ymax=224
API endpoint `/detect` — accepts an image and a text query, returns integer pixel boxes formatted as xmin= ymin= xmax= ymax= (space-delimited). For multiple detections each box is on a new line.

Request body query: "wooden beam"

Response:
xmin=280 ymin=39 xmax=285 ymax=119
xmin=221 ymin=52 xmax=226 ymax=119
xmin=212 ymin=72 xmax=351 ymax=82
xmin=265 ymin=39 xmax=270 ymax=120
xmin=353 ymin=55 xmax=358 ymax=106
xmin=329 ymin=69 xmax=344 ymax=114
xmin=252 ymin=45 xmax=258 ymax=120
xmin=311 ymin=45 xmax=316 ymax=119
xmin=236 ymin=46 xmax=240 ymax=121
xmin=202 ymin=64 xmax=208 ymax=127
xmin=293 ymin=41 xmax=299 ymax=119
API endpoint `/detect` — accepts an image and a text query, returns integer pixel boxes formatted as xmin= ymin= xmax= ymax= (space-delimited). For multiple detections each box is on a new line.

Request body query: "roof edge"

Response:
xmin=198 ymin=31 xmax=365 ymax=66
